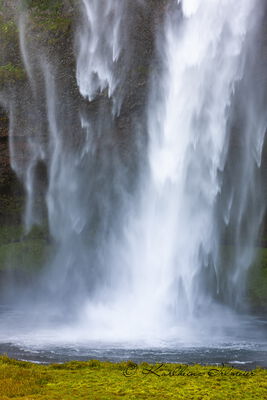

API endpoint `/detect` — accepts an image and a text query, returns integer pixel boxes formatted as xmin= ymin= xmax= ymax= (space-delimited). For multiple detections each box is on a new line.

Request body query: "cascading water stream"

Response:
xmin=76 ymin=0 xmax=129 ymax=114
xmin=0 ymin=0 xmax=266 ymax=349
xmin=144 ymin=0 xmax=267 ymax=316
xmin=77 ymin=0 xmax=267 ymax=341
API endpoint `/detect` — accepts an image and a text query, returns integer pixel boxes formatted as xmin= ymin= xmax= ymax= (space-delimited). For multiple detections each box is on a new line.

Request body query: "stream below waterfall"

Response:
xmin=0 ymin=306 xmax=266 ymax=368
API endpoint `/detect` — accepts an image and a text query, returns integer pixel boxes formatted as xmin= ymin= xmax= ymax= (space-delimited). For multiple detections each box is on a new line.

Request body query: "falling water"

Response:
xmin=143 ymin=0 xmax=267 ymax=318
xmin=0 ymin=0 xmax=266 ymax=349
xmin=76 ymin=0 xmax=129 ymax=114
xmin=72 ymin=0 xmax=267 ymax=342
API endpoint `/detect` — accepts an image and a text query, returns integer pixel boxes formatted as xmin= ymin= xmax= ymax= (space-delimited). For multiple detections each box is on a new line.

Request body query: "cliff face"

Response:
xmin=1 ymin=0 xmax=266 ymax=231
xmin=0 ymin=0 xmax=167 ymax=226
xmin=0 ymin=106 xmax=24 ymax=226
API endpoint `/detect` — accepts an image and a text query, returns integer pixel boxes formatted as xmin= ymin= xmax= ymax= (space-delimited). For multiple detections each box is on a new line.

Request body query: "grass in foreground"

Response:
xmin=0 ymin=356 xmax=266 ymax=399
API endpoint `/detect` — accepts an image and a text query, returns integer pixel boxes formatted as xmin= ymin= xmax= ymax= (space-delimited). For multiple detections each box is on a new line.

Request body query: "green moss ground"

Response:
xmin=0 ymin=356 xmax=266 ymax=400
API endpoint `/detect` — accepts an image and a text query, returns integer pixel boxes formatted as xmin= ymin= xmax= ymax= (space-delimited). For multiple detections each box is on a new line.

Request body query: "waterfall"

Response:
xmin=76 ymin=0 xmax=129 ymax=114
xmin=144 ymin=0 xmax=267 ymax=317
xmin=42 ymin=0 xmax=134 ymax=305
xmin=70 ymin=0 xmax=267 ymax=343
xmin=0 ymin=0 xmax=266 ymax=345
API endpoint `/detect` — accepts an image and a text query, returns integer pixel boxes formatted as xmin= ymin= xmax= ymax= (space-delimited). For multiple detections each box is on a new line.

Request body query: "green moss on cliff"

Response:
xmin=22 ymin=0 xmax=73 ymax=34
xmin=0 ymin=18 xmax=17 ymax=36
xmin=0 ymin=13 xmax=24 ymax=86
xmin=248 ymin=248 xmax=267 ymax=311
xmin=0 ymin=225 xmax=49 ymax=272
xmin=22 ymin=0 xmax=64 ymax=13
xmin=34 ymin=15 xmax=71 ymax=33
xmin=0 ymin=239 xmax=47 ymax=272
xmin=0 ymin=63 xmax=26 ymax=84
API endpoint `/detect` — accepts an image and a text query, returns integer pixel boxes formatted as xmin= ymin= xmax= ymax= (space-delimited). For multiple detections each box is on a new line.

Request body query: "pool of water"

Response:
xmin=0 ymin=306 xmax=266 ymax=369
xmin=0 ymin=342 xmax=267 ymax=370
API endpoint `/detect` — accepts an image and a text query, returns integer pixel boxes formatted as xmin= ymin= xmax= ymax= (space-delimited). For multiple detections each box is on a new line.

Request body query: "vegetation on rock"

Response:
xmin=248 ymin=248 xmax=267 ymax=312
